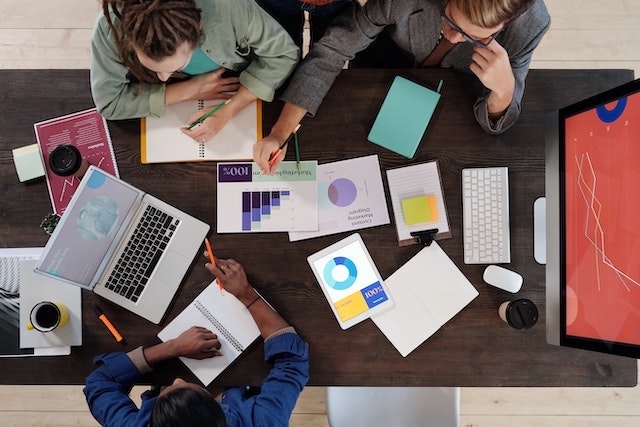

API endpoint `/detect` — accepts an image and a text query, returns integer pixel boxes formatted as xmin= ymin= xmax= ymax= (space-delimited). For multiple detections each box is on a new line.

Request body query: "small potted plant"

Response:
xmin=40 ymin=213 xmax=61 ymax=235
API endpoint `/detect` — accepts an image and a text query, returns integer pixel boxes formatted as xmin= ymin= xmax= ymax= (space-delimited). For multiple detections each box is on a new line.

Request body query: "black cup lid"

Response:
xmin=506 ymin=298 xmax=538 ymax=330
xmin=49 ymin=144 xmax=82 ymax=176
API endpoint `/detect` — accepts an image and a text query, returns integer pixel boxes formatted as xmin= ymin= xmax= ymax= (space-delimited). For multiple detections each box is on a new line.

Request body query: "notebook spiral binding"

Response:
xmin=195 ymin=301 xmax=244 ymax=352
xmin=197 ymin=100 xmax=206 ymax=158
xmin=198 ymin=142 xmax=206 ymax=158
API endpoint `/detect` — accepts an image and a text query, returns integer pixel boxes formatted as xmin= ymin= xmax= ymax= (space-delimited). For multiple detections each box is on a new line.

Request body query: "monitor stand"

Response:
xmin=533 ymin=197 xmax=546 ymax=264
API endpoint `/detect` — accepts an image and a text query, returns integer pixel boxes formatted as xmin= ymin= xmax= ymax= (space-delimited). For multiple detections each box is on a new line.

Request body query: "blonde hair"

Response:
xmin=453 ymin=0 xmax=533 ymax=28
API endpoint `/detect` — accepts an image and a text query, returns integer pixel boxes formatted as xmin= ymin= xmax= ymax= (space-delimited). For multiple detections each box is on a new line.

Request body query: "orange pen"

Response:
xmin=205 ymin=238 xmax=224 ymax=294
xmin=92 ymin=304 xmax=125 ymax=344
xmin=268 ymin=124 xmax=301 ymax=168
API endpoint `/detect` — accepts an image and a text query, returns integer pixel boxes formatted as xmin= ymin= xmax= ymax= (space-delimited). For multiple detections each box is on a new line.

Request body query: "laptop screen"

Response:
xmin=38 ymin=168 xmax=140 ymax=287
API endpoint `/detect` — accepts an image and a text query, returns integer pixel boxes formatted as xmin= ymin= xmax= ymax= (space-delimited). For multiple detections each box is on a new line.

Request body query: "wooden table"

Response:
xmin=0 ymin=68 xmax=636 ymax=387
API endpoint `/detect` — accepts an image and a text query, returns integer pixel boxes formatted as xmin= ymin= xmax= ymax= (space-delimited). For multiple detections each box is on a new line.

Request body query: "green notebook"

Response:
xmin=368 ymin=76 xmax=441 ymax=159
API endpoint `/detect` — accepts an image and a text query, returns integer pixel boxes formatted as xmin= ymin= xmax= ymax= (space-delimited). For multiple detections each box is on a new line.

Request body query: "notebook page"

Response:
xmin=157 ymin=282 xmax=260 ymax=385
xmin=386 ymin=161 xmax=450 ymax=246
xmin=372 ymin=242 xmax=478 ymax=356
xmin=142 ymin=100 xmax=257 ymax=163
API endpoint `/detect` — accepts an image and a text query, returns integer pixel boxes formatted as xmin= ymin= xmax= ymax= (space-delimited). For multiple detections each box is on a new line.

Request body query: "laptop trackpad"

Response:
xmin=154 ymin=251 xmax=188 ymax=288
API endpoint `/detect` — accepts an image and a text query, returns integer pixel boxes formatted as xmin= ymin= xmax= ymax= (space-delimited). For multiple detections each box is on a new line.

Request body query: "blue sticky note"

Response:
xmin=368 ymin=76 xmax=441 ymax=159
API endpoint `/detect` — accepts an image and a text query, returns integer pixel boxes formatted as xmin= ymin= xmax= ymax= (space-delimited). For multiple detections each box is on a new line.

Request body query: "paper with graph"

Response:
xmin=216 ymin=161 xmax=318 ymax=232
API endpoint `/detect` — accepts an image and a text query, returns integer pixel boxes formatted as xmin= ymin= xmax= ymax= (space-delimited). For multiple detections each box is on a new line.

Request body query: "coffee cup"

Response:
xmin=27 ymin=301 xmax=69 ymax=332
xmin=498 ymin=298 xmax=538 ymax=330
xmin=49 ymin=144 xmax=89 ymax=179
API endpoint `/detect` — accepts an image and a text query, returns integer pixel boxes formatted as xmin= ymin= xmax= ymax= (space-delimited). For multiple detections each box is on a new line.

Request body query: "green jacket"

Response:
xmin=90 ymin=0 xmax=299 ymax=120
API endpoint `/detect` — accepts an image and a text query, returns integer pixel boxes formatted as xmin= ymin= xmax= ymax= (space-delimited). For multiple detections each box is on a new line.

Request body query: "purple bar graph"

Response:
xmin=242 ymin=189 xmax=290 ymax=230
xmin=242 ymin=192 xmax=251 ymax=231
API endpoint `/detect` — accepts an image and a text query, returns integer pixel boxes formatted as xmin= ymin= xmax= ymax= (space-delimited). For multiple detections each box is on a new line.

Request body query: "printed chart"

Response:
xmin=217 ymin=161 xmax=318 ymax=232
xmin=289 ymin=155 xmax=389 ymax=241
xmin=564 ymin=90 xmax=640 ymax=345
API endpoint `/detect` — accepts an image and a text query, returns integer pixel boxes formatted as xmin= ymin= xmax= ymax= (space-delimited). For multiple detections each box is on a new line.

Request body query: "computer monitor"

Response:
xmin=545 ymin=78 xmax=640 ymax=358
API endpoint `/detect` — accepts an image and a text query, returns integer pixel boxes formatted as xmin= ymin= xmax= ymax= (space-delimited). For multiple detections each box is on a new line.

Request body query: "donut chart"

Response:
xmin=328 ymin=178 xmax=357 ymax=207
xmin=323 ymin=256 xmax=357 ymax=290
xmin=596 ymin=97 xmax=627 ymax=123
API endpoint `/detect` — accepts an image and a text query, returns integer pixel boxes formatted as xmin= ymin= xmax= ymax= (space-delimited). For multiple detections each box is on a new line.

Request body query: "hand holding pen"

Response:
xmin=181 ymin=99 xmax=232 ymax=143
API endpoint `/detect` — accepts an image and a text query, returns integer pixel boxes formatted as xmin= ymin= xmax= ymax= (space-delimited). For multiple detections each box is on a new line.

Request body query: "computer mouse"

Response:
xmin=483 ymin=265 xmax=523 ymax=293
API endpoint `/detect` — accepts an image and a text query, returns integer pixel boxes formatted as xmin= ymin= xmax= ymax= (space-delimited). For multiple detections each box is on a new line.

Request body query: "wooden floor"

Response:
xmin=1 ymin=1 xmax=639 ymax=425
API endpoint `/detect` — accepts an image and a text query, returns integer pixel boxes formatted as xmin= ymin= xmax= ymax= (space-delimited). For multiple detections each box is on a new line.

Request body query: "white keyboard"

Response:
xmin=462 ymin=167 xmax=511 ymax=264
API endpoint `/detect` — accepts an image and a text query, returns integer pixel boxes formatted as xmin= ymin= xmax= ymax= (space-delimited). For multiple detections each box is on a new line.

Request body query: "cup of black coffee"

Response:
xmin=26 ymin=301 xmax=69 ymax=332
xmin=49 ymin=144 xmax=89 ymax=178
xmin=498 ymin=298 xmax=538 ymax=330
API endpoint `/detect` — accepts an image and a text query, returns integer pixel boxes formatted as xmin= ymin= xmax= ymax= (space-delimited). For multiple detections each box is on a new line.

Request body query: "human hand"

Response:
xmin=253 ymin=134 xmax=287 ymax=175
xmin=204 ymin=256 xmax=257 ymax=305
xmin=186 ymin=68 xmax=240 ymax=101
xmin=181 ymin=102 xmax=232 ymax=143
xmin=171 ymin=326 xmax=222 ymax=359
xmin=470 ymin=39 xmax=515 ymax=114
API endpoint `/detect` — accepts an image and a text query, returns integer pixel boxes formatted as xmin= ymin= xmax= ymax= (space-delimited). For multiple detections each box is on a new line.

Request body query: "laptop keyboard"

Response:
xmin=462 ymin=167 xmax=511 ymax=264
xmin=105 ymin=205 xmax=180 ymax=302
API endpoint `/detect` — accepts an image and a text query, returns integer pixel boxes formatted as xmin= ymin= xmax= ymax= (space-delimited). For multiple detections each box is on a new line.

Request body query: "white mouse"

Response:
xmin=483 ymin=265 xmax=523 ymax=293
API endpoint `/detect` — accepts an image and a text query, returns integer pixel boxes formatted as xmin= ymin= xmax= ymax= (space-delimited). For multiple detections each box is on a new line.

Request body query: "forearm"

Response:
xmin=486 ymin=84 xmax=514 ymax=121
xmin=142 ymin=340 xmax=179 ymax=367
xmin=234 ymin=287 xmax=290 ymax=339
xmin=269 ymin=103 xmax=308 ymax=141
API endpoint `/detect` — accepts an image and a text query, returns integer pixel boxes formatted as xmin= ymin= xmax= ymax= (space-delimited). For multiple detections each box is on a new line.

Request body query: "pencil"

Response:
xmin=268 ymin=124 xmax=301 ymax=168
xmin=186 ymin=98 xmax=232 ymax=130
xmin=204 ymin=238 xmax=224 ymax=294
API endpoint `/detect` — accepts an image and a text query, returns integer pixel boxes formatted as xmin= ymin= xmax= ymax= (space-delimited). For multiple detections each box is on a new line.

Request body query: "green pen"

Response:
xmin=186 ymin=98 xmax=232 ymax=130
xmin=294 ymin=132 xmax=301 ymax=170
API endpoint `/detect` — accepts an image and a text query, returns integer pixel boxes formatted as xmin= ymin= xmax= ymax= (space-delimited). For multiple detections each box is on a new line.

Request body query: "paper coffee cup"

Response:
xmin=498 ymin=298 xmax=538 ymax=330
xmin=49 ymin=144 xmax=89 ymax=178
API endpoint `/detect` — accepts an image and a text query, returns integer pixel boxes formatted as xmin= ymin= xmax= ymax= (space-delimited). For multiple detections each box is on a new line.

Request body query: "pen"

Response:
xmin=268 ymin=124 xmax=301 ymax=168
xmin=186 ymin=98 xmax=232 ymax=130
xmin=293 ymin=132 xmax=301 ymax=170
xmin=92 ymin=304 xmax=125 ymax=344
xmin=204 ymin=238 xmax=224 ymax=294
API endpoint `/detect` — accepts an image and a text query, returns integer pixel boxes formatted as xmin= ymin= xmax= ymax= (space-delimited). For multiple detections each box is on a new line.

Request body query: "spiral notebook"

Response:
xmin=157 ymin=282 xmax=260 ymax=385
xmin=141 ymin=99 xmax=261 ymax=164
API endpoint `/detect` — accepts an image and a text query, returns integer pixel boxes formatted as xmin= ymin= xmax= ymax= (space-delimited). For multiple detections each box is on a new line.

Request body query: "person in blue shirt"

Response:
xmin=84 ymin=257 xmax=309 ymax=427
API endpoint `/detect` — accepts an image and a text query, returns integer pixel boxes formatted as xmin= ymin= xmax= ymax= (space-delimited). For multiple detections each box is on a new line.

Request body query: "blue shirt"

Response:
xmin=83 ymin=333 xmax=309 ymax=427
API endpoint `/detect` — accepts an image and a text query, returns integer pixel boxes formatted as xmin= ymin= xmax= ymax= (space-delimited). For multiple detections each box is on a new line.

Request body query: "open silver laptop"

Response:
xmin=34 ymin=165 xmax=209 ymax=324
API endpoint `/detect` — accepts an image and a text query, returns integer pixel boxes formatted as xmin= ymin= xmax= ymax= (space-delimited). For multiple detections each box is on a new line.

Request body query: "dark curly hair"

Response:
xmin=102 ymin=0 xmax=203 ymax=83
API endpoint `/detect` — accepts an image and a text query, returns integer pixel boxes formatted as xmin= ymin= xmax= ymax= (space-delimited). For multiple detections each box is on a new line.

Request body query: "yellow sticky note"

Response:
xmin=401 ymin=195 xmax=438 ymax=225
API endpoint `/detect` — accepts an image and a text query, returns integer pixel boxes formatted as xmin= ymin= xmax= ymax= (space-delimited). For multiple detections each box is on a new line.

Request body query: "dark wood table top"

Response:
xmin=0 ymin=68 xmax=636 ymax=387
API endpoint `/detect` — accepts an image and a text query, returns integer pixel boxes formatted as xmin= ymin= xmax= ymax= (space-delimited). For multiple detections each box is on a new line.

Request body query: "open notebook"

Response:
xmin=141 ymin=99 xmax=261 ymax=164
xmin=157 ymin=282 xmax=260 ymax=385
xmin=371 ymin=242 xmax=478 ymax=357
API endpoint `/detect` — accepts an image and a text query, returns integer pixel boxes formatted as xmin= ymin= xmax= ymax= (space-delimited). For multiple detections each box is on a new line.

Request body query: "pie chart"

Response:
xmin=328 ymin=178 xmax=357 ymax=207
xmin=323 ymin=256 xmax=357 ymax=290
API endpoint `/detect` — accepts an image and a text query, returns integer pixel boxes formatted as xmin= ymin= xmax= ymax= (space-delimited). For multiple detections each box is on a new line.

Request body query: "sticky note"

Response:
xmin=12 ymin=144 xmax=45 ymax=182
xmin=401 ymin=195 xmax=438 ymax=225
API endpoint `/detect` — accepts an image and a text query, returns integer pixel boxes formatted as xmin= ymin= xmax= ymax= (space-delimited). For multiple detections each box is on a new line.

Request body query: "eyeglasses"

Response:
xmin=440 ymin=8 xmax=503 ymax=48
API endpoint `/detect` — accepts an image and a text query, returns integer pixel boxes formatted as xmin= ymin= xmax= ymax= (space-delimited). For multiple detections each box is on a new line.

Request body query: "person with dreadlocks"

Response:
xmin=91 ymin=0 xmax=299 ymax=143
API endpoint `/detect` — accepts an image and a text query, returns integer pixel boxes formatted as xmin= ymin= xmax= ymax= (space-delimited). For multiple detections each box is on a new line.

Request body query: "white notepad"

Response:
xmin=141 ymin=99 xmax=261 ymax=163
xmin=371 ymin=242 xmax=478 ymax=357
xmin=157 ymin=282 xmax=261 ymax=385
xmin=386 ymin=160 xmax=451 ymax=246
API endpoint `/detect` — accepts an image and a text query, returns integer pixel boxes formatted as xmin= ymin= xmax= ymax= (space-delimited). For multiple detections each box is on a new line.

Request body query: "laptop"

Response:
xmin=34 ymin=165 xmax=209 ymax=324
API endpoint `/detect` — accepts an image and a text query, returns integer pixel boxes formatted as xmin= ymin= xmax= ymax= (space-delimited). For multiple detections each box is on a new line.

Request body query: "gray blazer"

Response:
xmin=281 ymin=0 xmax=550 ymax=134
